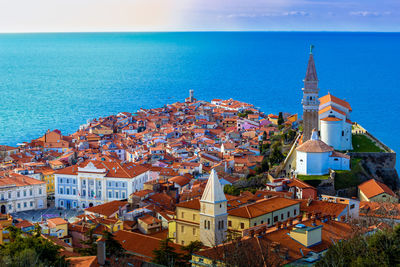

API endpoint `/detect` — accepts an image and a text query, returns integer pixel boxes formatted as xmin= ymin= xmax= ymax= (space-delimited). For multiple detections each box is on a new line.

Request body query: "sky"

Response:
xmin=0 ymin=0 xmax=398 ymax=32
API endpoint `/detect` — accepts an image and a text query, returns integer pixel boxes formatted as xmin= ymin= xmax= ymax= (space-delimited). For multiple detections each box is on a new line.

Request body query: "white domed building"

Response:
xmin=296 ymin=129 xmax=350 ymax=175
xmin=319 ymin=93 xmax=353 ymax=151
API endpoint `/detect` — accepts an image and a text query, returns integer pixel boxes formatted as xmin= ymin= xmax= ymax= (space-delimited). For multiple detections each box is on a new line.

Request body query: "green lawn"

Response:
xmin=334 ymin=158 xmax=363 ymax=190
xmin=351 ymin=134 xmax=384 ymax=152
xmin=297 ymin=174 xmax=330 ymax=187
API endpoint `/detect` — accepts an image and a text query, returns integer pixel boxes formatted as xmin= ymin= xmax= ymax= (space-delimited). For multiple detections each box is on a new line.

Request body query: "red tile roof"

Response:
xmin=358 ymin=179 xmax=397 ymax=199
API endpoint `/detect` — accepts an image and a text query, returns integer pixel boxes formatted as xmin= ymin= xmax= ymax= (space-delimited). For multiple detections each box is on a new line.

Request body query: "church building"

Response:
xmin=296 ymin=129 xmax=350 ymax=175
xmin=298 ymin=47 xmax=352 ymax=175
xmin=319 ymin=93 xmax=353 ymax=151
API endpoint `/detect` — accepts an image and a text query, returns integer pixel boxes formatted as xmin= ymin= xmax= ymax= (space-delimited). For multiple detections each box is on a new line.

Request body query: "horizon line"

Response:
xmin=0 ymin=29 xmax=399 ymax=34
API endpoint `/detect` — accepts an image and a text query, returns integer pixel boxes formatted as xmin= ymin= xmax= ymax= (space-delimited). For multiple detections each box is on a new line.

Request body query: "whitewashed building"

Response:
xmin=0 ymin=172 xmax=46 ymax=214
xmin=319 ymin=93 xmax=353 ymax=151
xmin=296 ymin=130 xmax=350 ymax=175
xmin=55 ymin=160 xmax=150 ymax=209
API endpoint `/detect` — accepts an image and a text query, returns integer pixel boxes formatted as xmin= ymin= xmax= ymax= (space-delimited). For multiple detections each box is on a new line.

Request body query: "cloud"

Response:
xmin=282 ymin=11 xmax=310 ymax=16
xmin=225 ymin=11 xmax=310 ymax=18
xmin=349 ymin=11 xmax=392 ymax=17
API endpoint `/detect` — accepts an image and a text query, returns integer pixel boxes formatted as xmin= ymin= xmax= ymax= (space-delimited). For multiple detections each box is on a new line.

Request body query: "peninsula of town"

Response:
xmin=0 ymin=51 xmax=399 ymax=266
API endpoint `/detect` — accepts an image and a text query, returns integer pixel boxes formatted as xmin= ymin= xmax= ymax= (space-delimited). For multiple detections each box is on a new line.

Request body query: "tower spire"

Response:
xmin=302 ymin=46 xmax=320 ymax=142
xmin=305 ymin=46 xmax=318 ymax=81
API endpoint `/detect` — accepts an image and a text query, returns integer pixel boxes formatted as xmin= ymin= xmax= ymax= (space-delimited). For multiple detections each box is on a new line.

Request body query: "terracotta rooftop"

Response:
xmin=228 ymin=197 xmax=299 ymax=219
xmin=113 ymin=230 xmax=183 ymax=260
xmin=319 ymin=93 xmax=352 ymax=111
xmin=358 ymin=179 xmax=397 ymax=199
xmin=84 ymin=200 xmax=128 ymax=218
xmin=296 ymin=139 xmax=334 ymax=153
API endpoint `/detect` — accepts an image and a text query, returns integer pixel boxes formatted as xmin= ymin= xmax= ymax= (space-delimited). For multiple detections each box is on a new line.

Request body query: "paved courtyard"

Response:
xmin=11 ymin=207 xmax=84 ymax=223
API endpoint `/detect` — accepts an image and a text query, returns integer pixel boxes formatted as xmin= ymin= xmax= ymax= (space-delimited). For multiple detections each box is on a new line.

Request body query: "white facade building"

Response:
xmin=296 ymin=130 xmax=350 ymax=175
xmin=55 ymin=160 xmax=150 ymax=209
xmin=0 ymin=173 xmax=46 ymax=214
xmin=319 ymin=93 xmax=353 ymax=151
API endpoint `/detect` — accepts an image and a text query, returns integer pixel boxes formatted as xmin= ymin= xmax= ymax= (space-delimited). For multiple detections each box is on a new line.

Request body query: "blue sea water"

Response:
xmin=0 ymin=32 xmax=399 ymax=168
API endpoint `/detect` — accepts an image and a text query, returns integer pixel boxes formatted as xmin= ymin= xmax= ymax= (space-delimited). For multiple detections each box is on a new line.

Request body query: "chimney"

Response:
xmin=97 ymin=237 xmax=106 ymax=266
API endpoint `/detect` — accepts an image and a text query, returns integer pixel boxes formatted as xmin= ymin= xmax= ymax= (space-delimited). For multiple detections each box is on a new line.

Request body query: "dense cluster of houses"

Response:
xmin=0 ymin=89 xmax=398 ymax=265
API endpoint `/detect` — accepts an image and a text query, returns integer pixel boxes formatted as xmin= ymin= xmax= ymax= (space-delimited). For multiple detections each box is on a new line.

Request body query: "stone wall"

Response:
xmin=347 ymin=152 xmax=399 ymax=190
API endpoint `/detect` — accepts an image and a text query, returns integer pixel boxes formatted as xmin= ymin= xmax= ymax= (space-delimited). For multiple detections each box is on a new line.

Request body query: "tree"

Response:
xmin=269 ymin=145 xmax=284 ymax=166
xmin=224 ymin=184 xmax=240 ymax=196
xmin=261 ymin=157 xmax=269 ymax=172
xmin=103 ymin=230 xmax=125 ymax=258
xmin=78 ymin=226 xmax=97 ymax=256
xmin=181 ymin=240 xmax=203 ymax=264
xmin=316 ymin=225 xmax=400 ymax=267
xmin=277 ymin=112 xmax=284 ymax=125
xmin=152 ymin=238 xmax=181 ymax=267
xmin=0 ymin=226 xmax=68 ymax=266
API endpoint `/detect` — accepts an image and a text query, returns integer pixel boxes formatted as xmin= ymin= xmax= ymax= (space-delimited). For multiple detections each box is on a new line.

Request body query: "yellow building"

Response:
xmin=0 ymin=214 xmax=13 ymax=244
xmin=47 ymin=217 xmax=68 ymax=238
xmin=42 ymin=168 xmax=56 ymax=195
xmin=170 ymin=170 xmax=300 ymax=247
xmin=358 ymin=179 xmax=399 ymax=203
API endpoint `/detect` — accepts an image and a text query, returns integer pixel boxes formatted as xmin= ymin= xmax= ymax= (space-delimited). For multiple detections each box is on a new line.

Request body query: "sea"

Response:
xmin=0 ymin=32 xmax=399 ymax=168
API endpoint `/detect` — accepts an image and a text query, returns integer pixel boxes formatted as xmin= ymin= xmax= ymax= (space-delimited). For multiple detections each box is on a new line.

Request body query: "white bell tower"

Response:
xmin=199 ymin=169 xmax=227 ymax=247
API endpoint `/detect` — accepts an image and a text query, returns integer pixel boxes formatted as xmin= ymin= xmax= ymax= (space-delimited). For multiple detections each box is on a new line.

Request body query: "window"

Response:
xmin=83 ymin=180 xmax=86 ymax=185
xmin=30 ymin=202 xmax=33 ymax=207
xmin=30 ymin=189 xmax=33 ymax=196
xmin=17 ymin=203 xmax=21 ymax=209
xmin=274 ymin=216 xmax=278 ymax=222
xmin=181 ymin=240 xmax=185 ymax=245
xmin=193 ymin=214 xmax=196 ymax=221
xmin=204 ymin=220 xmax=207 ymax=229
xmin=116 ymin=182 xmax=119 ymax=187
xmin=66 ymin=188 xmax=70 ymax=195
xmin=24 ymin=202 xmax=27 ymax=208
xmin=8 ymin=192 xmax=11 ymax=199
xmin=82 ymin=189 xmax=86 ymax=196
xmin=23 ymin=190 xmax=26 ymax=197
xmin=122 ymin=192 xmax=125 ymax=199
xmin=207 ymin=221 xmax=210 ymax=230
xmin=342 ymin=131 xmax=344 ymax=136
xmin=294 ymin=209 xmax=297 ymax=215
xmin=261 ymin=220 xmax=264 ymax=224
xmin=39 ymin=188 xmax=42 ymax=195
xmin=268 ymin=218 xmax=271 ymax=225
xmin=350 ymin=204 xmax=355 ymax=209
xmin=73 ymin=179 xmax=76 ymax=184
xmin=181 ymin=225 xmax=184 ymax=233
xmin=240 ymin=223 xmax=244 ymax=229
xmin=253 ymin=222 xmax=256 ymax=226
xmin=115 ymin=191 xmax=119 ymax=199
xmin=73 ymin=189 xmax=76 ymax=195
xmin=108 ymin=191 xmax=112 ymax=198
xmin=287 ymin=211 xmax=290 ymax=218
xmin=193 ymin=228 xmax=196 ymax=235
xmin=66 ymin=179 xmax=69 ymax=184
xmin=60 ymin=178 xmax=63 ymax=183
xmin=334 ymin=158 xmax=339 ymax=161
xmin=281 ymin=214 xmax=284 ymax=220
xmin=181 ymin=212 xmax=184 ymax=219
xmin=60 ymin=187 xmax=63 ymax=194
xmin=8 ymin=205 xmax=12 ymax=211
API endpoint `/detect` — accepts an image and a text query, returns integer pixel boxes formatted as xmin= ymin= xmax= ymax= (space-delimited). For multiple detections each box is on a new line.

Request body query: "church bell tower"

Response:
xmin=302 ymin=45 xmax=320 ymax=142
xmin=200 ymin=169 xmax=227 ymax=247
